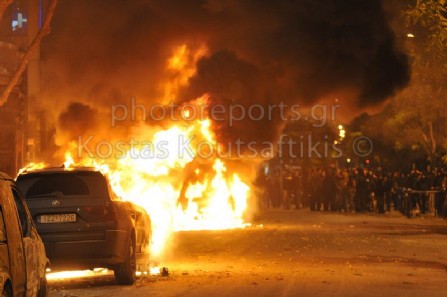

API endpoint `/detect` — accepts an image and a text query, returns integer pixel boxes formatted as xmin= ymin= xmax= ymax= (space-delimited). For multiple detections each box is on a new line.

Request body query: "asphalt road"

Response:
xmin=48 ymin=210 xmax=447 ymax=297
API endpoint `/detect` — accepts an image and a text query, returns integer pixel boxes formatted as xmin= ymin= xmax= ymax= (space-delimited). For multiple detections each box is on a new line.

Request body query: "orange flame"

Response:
xmin=162 ymin=43 xmax=208 ymax=103
xmin=20 ymin=44 xmax=251 ymax=278
xmin=51 ymin=114 xmax=251 ymax=259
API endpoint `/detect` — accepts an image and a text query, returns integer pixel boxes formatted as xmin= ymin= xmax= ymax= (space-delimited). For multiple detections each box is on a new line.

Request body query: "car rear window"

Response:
xmin=16 ymin=171 xmax=109 ymax=198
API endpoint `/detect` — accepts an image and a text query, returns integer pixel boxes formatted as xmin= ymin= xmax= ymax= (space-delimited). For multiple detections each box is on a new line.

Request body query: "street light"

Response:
xmin=338 ymin=124 xmax=346 ymax=140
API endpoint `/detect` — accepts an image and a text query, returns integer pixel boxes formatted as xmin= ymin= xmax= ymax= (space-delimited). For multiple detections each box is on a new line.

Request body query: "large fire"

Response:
xmin=96 ymin=114 xmax=251 ymax=257
xmin=20 ymin=44 xmax=252 ymax=278
xmin=21 ymin=101 xmax=251 ymax=259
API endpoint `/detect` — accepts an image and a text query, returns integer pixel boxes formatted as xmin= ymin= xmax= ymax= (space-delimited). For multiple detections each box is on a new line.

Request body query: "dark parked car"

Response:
xmin=16 ymin=167 xmax=152 ymax=285
xmin=0 ymin=172 xmax=48 ymax=297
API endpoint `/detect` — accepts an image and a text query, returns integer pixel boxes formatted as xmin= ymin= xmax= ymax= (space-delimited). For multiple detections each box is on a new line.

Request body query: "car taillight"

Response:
xmin=84 ymin=206 xmax=105 ymax=217
xmin=104 ymin=203 xmax=118 ymax=222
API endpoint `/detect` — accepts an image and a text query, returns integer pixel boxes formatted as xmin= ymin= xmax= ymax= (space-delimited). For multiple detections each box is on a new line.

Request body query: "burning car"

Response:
xmin=15 ymin=167 xmax=152 ymax=285
xmin=0 ymin=172 xmax=48 ymax=297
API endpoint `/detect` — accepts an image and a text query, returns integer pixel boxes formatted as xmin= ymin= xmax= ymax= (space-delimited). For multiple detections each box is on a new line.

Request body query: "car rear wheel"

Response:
xmin=114 ymin=235 xmax=136 ymax=285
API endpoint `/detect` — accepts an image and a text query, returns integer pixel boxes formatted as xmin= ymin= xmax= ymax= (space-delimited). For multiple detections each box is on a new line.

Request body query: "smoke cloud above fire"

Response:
xmin=42 ymin=0 xmax=410 ymax=149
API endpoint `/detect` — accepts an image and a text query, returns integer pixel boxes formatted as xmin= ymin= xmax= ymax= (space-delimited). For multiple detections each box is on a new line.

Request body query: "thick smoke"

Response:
xmin=42 ymin=0 xmax=410 ymax=147
xmin=58 ymin=102 xmax=98 ymax=141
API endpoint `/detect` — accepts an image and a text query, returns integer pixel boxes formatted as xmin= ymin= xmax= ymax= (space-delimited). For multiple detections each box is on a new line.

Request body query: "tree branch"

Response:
xmin=0 ymin=0 xmax=58 ymax=106
xmin=421 ymin=130 xmax=431 ymax=156
xmin=428 ymin=121 xmax=436 ymax=154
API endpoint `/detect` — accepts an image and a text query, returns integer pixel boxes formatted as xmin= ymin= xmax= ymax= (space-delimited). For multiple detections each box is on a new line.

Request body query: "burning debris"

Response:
xmin=160 ymin=267 xmax=170 ymax=277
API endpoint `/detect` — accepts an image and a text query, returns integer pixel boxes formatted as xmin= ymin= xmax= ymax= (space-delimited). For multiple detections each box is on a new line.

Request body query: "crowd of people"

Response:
xmin=259 ymin=166 xmax=447 ymax=218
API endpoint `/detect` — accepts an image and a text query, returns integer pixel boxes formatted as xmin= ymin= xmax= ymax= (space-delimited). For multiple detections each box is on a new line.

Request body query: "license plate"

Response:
xmin=39 ymin=214 xmax=76 ymax=223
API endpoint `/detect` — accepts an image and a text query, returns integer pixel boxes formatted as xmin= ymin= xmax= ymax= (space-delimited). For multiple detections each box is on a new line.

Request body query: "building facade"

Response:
xmin=0 ymin=0 xmax=46 ymax=175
